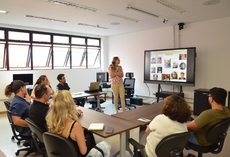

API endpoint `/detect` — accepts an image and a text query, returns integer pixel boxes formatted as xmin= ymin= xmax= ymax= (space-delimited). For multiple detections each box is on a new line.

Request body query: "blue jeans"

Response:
xmin=21 ymin=127 xmax=32 ymax=136
xmin=188 ymin=131 xmax=202 ymax=146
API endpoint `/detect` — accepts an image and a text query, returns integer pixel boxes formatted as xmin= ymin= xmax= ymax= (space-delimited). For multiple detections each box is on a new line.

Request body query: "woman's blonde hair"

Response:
xmin=46 ymin=90 xmax=78 ymax=135
xmin=110 ymin=56 xmax=119 ymax=72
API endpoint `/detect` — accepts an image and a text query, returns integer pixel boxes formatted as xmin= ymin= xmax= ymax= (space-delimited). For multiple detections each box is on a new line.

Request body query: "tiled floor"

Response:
xmin=1 ymin=98 xmax=230 ymax=157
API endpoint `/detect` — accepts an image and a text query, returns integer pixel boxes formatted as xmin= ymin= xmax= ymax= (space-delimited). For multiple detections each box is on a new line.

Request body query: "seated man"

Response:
xmin=29 ymin=84 xmax=51 ymax=132
xmin=9 ymin=80 xmax=31 ymax=137
xmin=187 ymin=87 xmax=230 ymax=146
xmin=56 ymin=74 xmax=86 ymax=107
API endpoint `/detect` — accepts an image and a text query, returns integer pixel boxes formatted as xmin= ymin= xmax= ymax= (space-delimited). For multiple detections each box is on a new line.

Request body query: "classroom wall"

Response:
xmin=107 ymin=16 xmax=230 ymax=109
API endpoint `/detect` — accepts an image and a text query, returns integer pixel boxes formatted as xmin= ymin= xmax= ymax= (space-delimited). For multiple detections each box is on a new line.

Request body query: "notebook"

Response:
xmin=88 ymin=123 xmax=104 ymax=131
xmin=85 ymin=82 xmax=100 ymax=93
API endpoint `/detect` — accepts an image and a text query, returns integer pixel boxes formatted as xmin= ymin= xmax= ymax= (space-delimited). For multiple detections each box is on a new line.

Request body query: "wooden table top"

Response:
xmin=77 ymin=107 xmax=140 ymax=138
xmin=111 ymin=102 xmax=164 ymax=126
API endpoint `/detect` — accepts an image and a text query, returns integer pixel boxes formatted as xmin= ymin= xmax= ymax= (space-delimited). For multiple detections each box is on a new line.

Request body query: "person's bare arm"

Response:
xmin=145 ymin=125 xmax=151 ymax=135
xmin=187 ymin=120 xmax=199 ymax=130
xmin=12 ymin=116 xmax=29 ymax=127
xmin=73 ymin=122 xmax=87 ymax=155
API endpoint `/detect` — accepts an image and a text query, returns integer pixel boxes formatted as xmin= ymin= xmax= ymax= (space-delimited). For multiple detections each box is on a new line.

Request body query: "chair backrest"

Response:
xmin=6 ymin=110 xmax=24 ymax=133
xmin=43 ymin=132 xmax=78 ymax=157
xmin=206 ymin=118 xmax=230 ymax=144
xmin=155 ymin=132 xmax=191 ymax=157
xmin=124 ymin=78 xmax=135 ymax=89
xmin=4 ymin=100 xmax=10 ymax=110
xmin=25 ymin=118 xmax=44 ymax=143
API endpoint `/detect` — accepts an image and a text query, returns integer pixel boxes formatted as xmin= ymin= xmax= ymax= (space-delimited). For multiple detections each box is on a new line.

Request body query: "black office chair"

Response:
xmin=186 ymin=118 xmax=230 ymax=157
xmin=128 ymin=132 xmax=191 ymax=157
xmin=6 ymin=110 xmax=37 ymax=156
xmin=25 ymin=118 xmax=46 ymax=157
xmin=43 ymin=132 xmax=79 ymax=157
xmin=118 ymin=72 xmax=136 ymax=110
xmin=88 ymin=85 xmax=106 ymax=111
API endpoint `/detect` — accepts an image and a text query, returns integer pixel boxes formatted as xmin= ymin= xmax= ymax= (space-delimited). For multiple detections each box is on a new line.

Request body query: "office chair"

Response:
xmin=43 ymin=132 xmax=79 ymax=157
xmin=128 ymin=132 xmax=191 ymax=157
xmin=88 ymin=85 xmax=106 ymax=111
xmin=186 ymin=118 xmax=230 ymax=157
xmin=25 ymin=118 xmax=46 ymax=157
xmin=6 ymin=110 xmax=37 ymax=156
xmin=117 ymin=72 xmax=136 ymax=110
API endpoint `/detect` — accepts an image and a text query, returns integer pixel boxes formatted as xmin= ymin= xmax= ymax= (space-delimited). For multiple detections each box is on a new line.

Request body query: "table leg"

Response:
xmin=113 ymin=131 xmax=133 ymax=157
xmin=95 ymin=95 xmax=103 ymax=112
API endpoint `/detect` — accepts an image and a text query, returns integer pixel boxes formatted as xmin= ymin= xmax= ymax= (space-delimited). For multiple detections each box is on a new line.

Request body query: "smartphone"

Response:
xmin=105 ymin=127 xmax=114 ymax=133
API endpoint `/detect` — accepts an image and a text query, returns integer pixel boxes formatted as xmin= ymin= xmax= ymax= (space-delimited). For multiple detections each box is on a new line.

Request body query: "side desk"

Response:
xmin=77 ymin=107 xmax=140 ymax=157
xmin=72 ymin=92 xmax=106 ymax=112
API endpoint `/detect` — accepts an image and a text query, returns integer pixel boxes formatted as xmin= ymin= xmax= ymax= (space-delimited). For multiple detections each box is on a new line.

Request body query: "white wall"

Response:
xmin=0 ymin=68 xmax=101 ymax=112
xmin=107 ymin=16 xmax=230 ymax=108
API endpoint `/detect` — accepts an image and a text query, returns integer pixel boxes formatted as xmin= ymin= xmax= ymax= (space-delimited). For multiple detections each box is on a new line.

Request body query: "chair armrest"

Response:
xmin=128 ymin=138 xmax=145 ymax=149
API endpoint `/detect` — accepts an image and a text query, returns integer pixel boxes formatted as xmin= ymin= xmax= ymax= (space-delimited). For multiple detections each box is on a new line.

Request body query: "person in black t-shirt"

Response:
xmin=29 ymin=84 xmax=51 ymax=132
xmin=57 ymin=74 xmax=85 ymax=107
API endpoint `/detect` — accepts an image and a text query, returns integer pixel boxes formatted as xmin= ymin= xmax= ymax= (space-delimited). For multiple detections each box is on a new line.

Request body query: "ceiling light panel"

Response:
xmin=109 ymin=13 xmax=141 ymax=23
xmin=46 ymin=0 xmax=99 ymax=12
xmin=126 ymin=6 xmax=159 ymax=18
xmin=26 ymin=15 xmax=68 ymax=23
xmin=78 ymin=23 xmax=109 ymax=29
xmin=156 ymin=0 xmax=188 ymax=14
xmin=0 ymin=10 xmax=8 ymax=14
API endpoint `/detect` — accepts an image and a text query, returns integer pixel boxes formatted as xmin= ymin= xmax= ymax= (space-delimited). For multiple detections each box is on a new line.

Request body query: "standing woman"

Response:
xmin=108 ymin=57 xmax=126 ymax=113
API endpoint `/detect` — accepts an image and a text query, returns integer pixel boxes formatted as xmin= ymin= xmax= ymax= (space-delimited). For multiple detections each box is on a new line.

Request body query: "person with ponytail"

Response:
xmin=108 ymin=57 xmax=126 ymax=113
xmin=31 ymin=75 xmax=54 ymax=100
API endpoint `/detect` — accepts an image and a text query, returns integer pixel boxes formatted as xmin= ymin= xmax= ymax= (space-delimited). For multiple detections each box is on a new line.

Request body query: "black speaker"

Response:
xmin=194 ymin=89 xmax=210 ymax=116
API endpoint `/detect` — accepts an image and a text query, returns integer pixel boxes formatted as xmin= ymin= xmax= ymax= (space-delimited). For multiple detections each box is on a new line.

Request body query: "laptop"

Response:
xmin=85 ymin=82 xmax=100 ymax=93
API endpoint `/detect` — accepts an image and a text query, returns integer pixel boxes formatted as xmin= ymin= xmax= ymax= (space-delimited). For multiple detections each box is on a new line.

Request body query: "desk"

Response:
xmin=77 ymin=107 xmax=139 ymax=157
xmin=111 ymin=102 xmax=163 ymax=156
xmin=72 ymin=92 xmax=106 ymax=112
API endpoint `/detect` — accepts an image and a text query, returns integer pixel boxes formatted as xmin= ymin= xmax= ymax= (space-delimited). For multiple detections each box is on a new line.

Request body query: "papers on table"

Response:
xmin=88 ymin=123 xmax=104 ymax=131
xmin=138 ymin=117 xmax=151 ymax=122
xmin=71 ymin=92 xmax=82 ymax=95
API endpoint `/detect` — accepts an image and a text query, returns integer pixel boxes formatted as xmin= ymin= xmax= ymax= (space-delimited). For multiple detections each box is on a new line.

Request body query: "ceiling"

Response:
xmin=0 ymin=0 xmax=230 ymax=37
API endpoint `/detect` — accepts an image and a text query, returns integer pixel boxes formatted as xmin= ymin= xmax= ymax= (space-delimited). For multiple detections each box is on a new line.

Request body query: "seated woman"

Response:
xmin=5 ymin=80 xmax=30 ymax=103
xmin=31 ymin=75 xmax=54 ymax=101
xmin=140 ymin=95 xmax=191 ymax=157
xmin=46 ymin=90 xmax=96 ymax=157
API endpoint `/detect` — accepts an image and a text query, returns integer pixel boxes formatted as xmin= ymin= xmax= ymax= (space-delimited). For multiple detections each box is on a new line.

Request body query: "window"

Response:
xmin=53 ymin=45 xmax=70 ymax=69
xmin=72 ymin=46 xmax=86 ymax=68
xmin=87 ymin=47 xmax=101 ymax=68
xmin=32 ymin=44 xmax=52 ymax=69
xmin=72 ymin=37 xmax=85 ymax=45
xmin=0 ymin=28 xmax=101 ymax=71
xmin=9 ymin=31 xmax=29 ymax=41
xmin=53 ymin=35 xmax=69 ymax=44
xmin=87 ymin=39 xmax=100 ymax=46
xmin=8 ymin=42 xmax=31 ymax=70
xmin=0 ymin=42 xmax=6 ymax=69
xmin=33 ymin=34 xmax=50 ymax=42
xmin=0 ymin=30 xmax=4 ymax=39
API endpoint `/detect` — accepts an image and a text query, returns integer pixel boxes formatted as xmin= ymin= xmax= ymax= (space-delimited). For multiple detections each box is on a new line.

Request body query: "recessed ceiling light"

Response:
xmin=109 ymin=13 xmax=141 ymax=23
xmin=78 ymin=23 xmax=109 ymax=29
xmin=0 ymin=10 xmax=8 ymax=14
xmin=110 ymin=22 xmax=120 ymax=25
xmin=26 ymin=15 xmax=68 ymax=23
xmin=156 ymin=0 xmax=188 ymax=14
xmin=46 ymin=0 xmax=99 ymax=12
xmin=203 ymin=0 xmax=220 ymax=6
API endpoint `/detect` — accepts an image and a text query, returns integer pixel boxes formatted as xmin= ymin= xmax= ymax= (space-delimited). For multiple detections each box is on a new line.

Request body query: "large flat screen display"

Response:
xmin=13 ymin=74 xmax=33 ymax=85
xmin=144 ymin=47 xmax=196 ymax=86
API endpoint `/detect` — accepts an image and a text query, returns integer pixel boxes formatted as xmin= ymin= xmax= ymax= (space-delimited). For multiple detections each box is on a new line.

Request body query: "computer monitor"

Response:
xmin=96 ymin=72 xmax=109 ymax=83
xmin=13 ymin=74 xmax=33 ymax=85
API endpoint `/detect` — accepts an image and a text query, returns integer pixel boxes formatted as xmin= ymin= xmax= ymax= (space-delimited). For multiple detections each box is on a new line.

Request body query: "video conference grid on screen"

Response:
xmin=150 ymin=49 xmax=187 ymax=82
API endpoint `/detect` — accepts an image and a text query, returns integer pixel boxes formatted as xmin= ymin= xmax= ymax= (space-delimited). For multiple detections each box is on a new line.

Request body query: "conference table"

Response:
xmin=76 ymin=106 xmax=140 ymax=157
xmin=72 ymin=91 xmax=106 ymax=112
xmin=111 ymin=102 xmax=164 ymax=157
